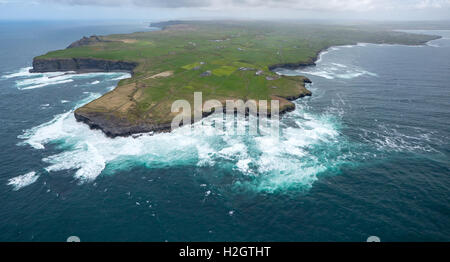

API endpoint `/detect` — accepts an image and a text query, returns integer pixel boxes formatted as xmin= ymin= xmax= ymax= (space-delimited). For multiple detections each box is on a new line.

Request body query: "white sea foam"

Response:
xmin=1 ymin=67 xmax=33 ymax=79
xmin=331 ymin=63 xmax=347 ymax=68
xmin=316 ymin=50 xmax=329 ymax=63
xmin=13 ymin=71 xmax=130 ymax=90
xmin=7 ymin=171 xmax=40 ymax=191
xmin=294 ymin=52 xmax=378 ymax=80
xmin=19 ymin=79 xmax=74 ymax=90
xmin=18 ymin=88 xmax=347 ymax=191
xmin=15 ymin=73 xmax=73 ymax=90
xmin=359 ymin=124 xmax=440 ymax=153
xmin=110 ymin=74 xmax=131 ymax=81
xmin=296 ymin=65 xmax=377 ymax=80
xmin=18 ymin=92 xmax=102 ymax=150
xmin=106 ymin=86 xmax=116 ymax=91
xmin=13 ymin=65 xmax=348 ymax=191
xmin=427 ymin=42 xmax=440 ymax=47
xmin=277 ymin=43 xmax=379 ymax=80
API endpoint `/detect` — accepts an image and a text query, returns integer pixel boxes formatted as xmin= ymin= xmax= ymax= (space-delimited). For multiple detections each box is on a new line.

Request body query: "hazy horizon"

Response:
xmin=1 ymin=0 xmax=450 ymax=21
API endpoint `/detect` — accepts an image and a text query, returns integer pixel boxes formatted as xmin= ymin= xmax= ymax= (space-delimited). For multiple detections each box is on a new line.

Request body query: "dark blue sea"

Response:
xmin=0 ymin=21 xmax=449 ymax=241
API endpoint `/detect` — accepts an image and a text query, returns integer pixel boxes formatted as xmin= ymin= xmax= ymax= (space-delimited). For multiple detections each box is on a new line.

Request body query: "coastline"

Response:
xmin=271 ymin=36 xmax=442 ymax=72
xmin=31 ymin=57 xmax=314 ymax=138
xmin=72 ymin=76 xmax=312 ymax=138
xmin=29 ymin=32 xmax=440 ymax=138
xmin=29 ymin=57 xmax=138 ymax=75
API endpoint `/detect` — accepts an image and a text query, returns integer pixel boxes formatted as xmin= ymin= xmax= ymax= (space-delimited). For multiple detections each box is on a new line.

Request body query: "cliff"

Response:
xmin=73 ymin=79 xmax=312 ymax=138
xmin=29 ymin=57 xmax=137 ymax=74
xmin=74 ymin=111 xmax=173 ymax=137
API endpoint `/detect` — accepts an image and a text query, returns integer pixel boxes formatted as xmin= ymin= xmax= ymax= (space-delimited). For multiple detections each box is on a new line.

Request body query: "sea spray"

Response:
xmin=18 ymin=85 xmax=354 ymax=192
xmin=7 ymin=171 xmax=40 ymax=191
xmin=3 ymin=67 xmax=131 ymax=90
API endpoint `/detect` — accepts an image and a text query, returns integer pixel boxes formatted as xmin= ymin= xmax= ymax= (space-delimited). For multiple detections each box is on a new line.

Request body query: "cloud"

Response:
xmin=42 ymin=0 xmax=211 ymax=8
xmin=414 ymin=0 xmax=450 ymax=9
xmin=26 ymin=0 xmax=450 ymax=11
xmin=2 ymin=0 xmax=450 ymax=20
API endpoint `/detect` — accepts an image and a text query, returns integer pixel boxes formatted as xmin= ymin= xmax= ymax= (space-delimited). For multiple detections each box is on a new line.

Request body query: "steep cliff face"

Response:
xmin=29 ymin=57 xmax=137 ymax=73
xmin=73 ymin=77 xmax=312 ymax=138
xmin=74 ymin=111 xmax=172 ymax=138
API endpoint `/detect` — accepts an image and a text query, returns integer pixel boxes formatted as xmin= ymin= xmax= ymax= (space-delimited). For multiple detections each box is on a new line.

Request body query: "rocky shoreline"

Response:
xmin=73 ymin=100 xmax=311 ymax=138
xmin=268 ymin=58 xmax=317 ymax=71
xmin=31 ymin=57 xmax=312 ymax=138
xmin=73 ymin=78 xmax=312 ymax=138
xmin=29 ymin=28 xmax=335 ymax=138
xmin=73 ymin=111 xmax=173 ymax=137
xmin=30 ymin=32 xmax=315 ymax=138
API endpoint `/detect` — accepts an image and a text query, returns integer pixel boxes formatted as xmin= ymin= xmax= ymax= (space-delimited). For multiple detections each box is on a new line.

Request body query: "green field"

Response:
xmin=35 ymin=21 xmax=439 ymax=133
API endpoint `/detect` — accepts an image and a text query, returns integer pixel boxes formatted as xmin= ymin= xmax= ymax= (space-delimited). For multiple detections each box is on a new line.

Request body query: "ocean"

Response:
xmin=0 ymin=21 xmax=449 ymax=241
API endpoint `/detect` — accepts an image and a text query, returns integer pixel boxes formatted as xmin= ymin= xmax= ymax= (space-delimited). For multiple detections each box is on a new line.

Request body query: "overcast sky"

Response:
xmin=0 ymin=0 xmax=449 ymax=21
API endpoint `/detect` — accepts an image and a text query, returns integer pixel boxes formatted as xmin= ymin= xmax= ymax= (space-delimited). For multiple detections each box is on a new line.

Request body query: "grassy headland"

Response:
xmin=32 ymin=21 xmax=439 ymax=137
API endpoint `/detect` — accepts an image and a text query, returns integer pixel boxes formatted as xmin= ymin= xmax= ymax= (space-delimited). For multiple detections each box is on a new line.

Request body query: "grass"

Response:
xmin=212 ymin=66 xmax=237 ymax=76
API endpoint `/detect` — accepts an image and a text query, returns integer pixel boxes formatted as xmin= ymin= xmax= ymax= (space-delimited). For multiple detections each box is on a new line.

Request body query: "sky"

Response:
xmin=0 ymin=0 xmax=449 ymax=21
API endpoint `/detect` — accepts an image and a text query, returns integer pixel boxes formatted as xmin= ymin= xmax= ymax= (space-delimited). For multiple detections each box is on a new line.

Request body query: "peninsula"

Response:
xmin=30 ymin=21 xmax=439 ymax=137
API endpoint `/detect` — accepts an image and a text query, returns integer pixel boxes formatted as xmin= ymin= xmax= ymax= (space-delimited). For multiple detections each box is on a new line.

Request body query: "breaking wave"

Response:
xmin=7 ymin=171 xmax=40 ymax=191
xmin=1 ymin=67 xmax=130 ymax=90
xmin=17 ymin=76 xmax=353 ymax=192
xmin=1 ymin=67 xmax=33 ymax=79
xmin=278 ymin=61 xmax=377 ymax=80
xmin=277 ymin=43 xmax=378 ymax=80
